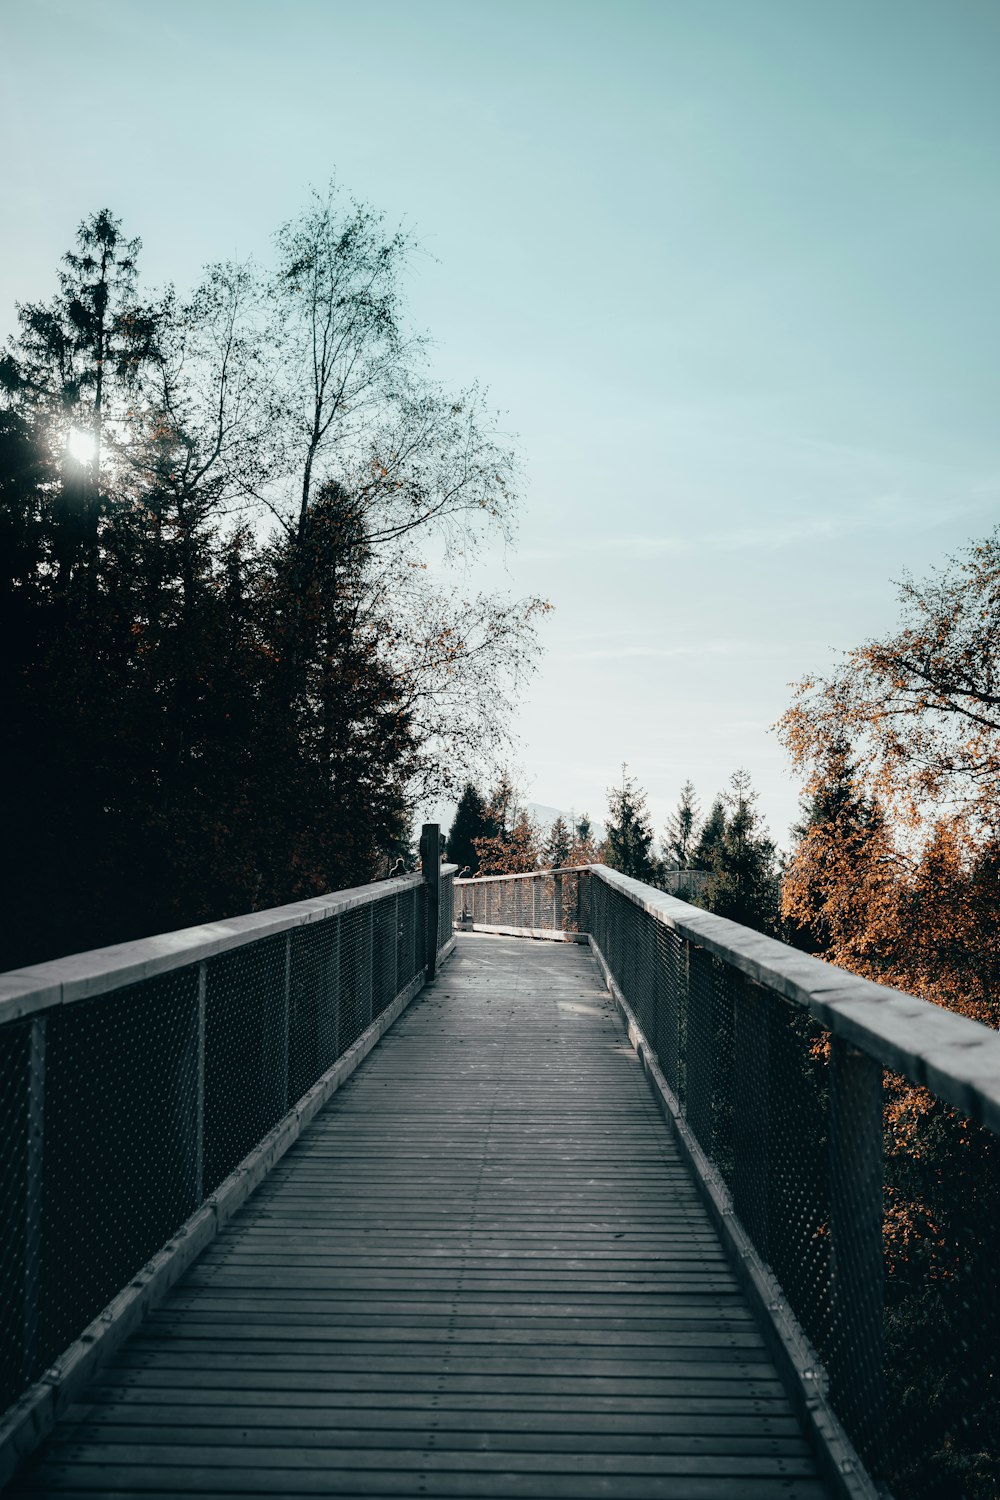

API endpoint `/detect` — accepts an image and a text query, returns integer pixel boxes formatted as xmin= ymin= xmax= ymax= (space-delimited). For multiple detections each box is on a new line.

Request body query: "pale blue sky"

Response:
xmin=3 ymin=0 xmax=999 ymax=844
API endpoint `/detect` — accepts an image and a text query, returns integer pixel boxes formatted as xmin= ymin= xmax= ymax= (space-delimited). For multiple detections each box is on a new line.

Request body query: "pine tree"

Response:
xmin=693 ymin=796 xmax=726 ymax=871
xmin=662 ymin=780 xmax=700 ymax=869
xmin=605 ymin=765 xmax=656 ymax=883
xmin=446 ymin=784 xmax=493 ymax=873
xmin=697 ymin=770 xmax=780 ymax=934
xmin=566 ymin=813 xmax=599 ymax=866
xmin=543 ymin=815 xmax=571 ymax=869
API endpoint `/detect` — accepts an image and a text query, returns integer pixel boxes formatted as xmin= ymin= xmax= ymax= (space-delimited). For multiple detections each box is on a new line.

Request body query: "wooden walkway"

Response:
xmin=15 ymin=933 xmax=830 ymax=1499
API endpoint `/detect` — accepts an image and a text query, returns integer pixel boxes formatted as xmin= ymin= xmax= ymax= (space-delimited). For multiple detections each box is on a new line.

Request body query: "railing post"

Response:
xmin=420 ymin=823 xmax=440 ymax=980
xmin=194 ymin=961 xmax=206 ymax=1206
xmin=732 ymin=980 xmax=770 ymax=1260
xmin=553 ymin=872 xmax=563 ymax=933
xmin=23 ymin=1014 xmax=46 ymax=1385
xmin=323 ymin=915 xmax=341 ymax=1067
xmin=829 ymin=1037 xmax=884 ymax=1464
xmin=280 ymin=934 xmax=291 ymax=1113
xmin=364 ymin=903 xmax=375 ymax=1027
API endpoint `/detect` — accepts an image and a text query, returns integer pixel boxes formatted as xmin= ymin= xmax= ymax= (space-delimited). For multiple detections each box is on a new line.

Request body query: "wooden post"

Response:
xmin=553 ymin=873 xmax=563 ymax=934
xmin=420 ymin=823 xmax=441 ymax=980
xmin=829 ymin=1037 xmax=884 ymax=1464
xmin=22 ymin=1014 xmax=45 ymax=1384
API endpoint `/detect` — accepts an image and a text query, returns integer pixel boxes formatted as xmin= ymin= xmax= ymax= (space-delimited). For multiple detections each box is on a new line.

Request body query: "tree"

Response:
xmin=543 ymin=815 xmax=571 ymax=869
xmin=605 ymin=765 xmax=656 ymax=883
xmin=473 ymin=775 xmax=541 ymax=874
xmin=778 ymin=544 xmax=1000 ymax=1497
xmin=0 ymin=209 xmax=159 ymax=578
xmin=692 ymin=796 xmax=726 ymax=871
xmin=696 ymin=770 xmax=780 ymax=935
xmin=662 ymin=780 xmax=700 ymax=869
xmin=566 ymin=813 xmax=600 ymax=866
xmin=446 ymin=784 xmax=493 ymax=873
xmin=778 ymin=527 xmax=1000 ymax=829
xmin=0 ymin=193 xmax=546 ymax=968
xmin=782 ymin=741 xmax=890 ymax=956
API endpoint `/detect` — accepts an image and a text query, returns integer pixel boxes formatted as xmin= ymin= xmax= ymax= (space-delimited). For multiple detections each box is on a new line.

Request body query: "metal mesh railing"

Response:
xmin=457 ymin=863 xmax=1000 ymax=1500
xmin=454 ymin=867 xmax=584 ymax=936
xmin=587 ymin=867 xmax=1000 ymax=1500
xmin=0 ymin=865 xmax=453 ymax=1420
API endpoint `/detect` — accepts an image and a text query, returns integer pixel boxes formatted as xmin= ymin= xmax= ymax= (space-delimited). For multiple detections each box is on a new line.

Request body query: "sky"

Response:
xmin=2 ymin=0 xmax=999 ymax=848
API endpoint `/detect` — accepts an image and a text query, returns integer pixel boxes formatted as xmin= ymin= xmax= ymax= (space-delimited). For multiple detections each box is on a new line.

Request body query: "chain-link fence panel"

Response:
xmin=0 ymin=871 xmax=445 ymax=1426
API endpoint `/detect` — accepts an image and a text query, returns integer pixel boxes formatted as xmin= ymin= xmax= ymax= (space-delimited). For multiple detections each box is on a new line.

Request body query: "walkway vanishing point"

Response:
xmin=3 ymin=842 xmax=1000 ymax=1499
xmin=10 ymin=933 xmax=825 ymax=1500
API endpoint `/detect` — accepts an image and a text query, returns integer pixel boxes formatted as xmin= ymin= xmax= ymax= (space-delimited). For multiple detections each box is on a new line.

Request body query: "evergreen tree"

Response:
xmin=542 ymin=815 xmax=571 ymax=868
xmin=693 ymin=796 xmax=726 ymax=871
xmin=605 ymin=765 xmax=656 ymax=883
xmin=566 ymin=812 xmax=599 ymax=866
xmin=0 ymin=196 xmax=546 ymax=968
xmin=446 ymin=784 xmax=493 ymax=873
xmin=485 ymin=773 xmax=518 ymax=841
xmin=697 ymin=770 xmax=780 ymax=934
xmin=662 ymin=780 xmax=700 ymax=869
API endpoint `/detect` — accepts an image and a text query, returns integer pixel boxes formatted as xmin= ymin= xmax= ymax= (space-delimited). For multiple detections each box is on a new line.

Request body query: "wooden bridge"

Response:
xmin=2 ymin=838 xmax=998 ymax=1498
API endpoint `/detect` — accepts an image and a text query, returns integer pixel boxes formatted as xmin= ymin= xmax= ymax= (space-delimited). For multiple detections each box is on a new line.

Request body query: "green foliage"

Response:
xmin=446 ymin=784 xmax=494 ymax=873
xmin=692 ymin=796 xmax=726 ymax=871
xmin=543 ymin=815 xmax=571 ymax=869
xmin=605 ymin=765 xmax=657 ymax=883
xmin=662 ymin=779 xmax=700 ymax=869
xmin=695 ymin=770 xmax=780 ymax=935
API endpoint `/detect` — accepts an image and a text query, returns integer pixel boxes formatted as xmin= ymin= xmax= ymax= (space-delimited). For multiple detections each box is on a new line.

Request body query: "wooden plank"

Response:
xmin=11 ymin=933 xmax=831 ymax=1499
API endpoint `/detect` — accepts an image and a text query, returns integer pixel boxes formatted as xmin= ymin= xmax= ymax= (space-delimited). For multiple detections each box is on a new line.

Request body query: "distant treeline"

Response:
xmin=0 ymin=196 xmax=544 ymax=970
xmin=446 ymin=766 xmax=781 ymax=935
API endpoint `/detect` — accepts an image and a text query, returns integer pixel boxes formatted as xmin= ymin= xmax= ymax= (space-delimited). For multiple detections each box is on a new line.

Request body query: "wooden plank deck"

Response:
xmin=14 ymin=932 xmax=830 ymax=1498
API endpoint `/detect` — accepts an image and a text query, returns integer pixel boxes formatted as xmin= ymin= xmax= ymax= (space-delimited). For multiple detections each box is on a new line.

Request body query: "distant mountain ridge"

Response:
xmin=426 ymin=800 xmax=606 ymax=847
xmin=525 ymin=803 xmax=607 ymax=845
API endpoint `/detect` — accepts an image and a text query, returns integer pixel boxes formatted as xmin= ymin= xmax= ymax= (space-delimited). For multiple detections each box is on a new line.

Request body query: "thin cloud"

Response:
xmin=524 ymin=494 xmax=992 ymax=565
xmin=552 ymin=641 xmax=759 ymax=663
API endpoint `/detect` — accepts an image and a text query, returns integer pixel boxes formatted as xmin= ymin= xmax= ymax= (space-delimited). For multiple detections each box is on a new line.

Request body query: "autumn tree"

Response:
xmin=778 ymin=533 xmax=1000 ymax=1497
xmin=778 ymin=530 xmax=1000 ymax=1016
xmin=473 ymin=775 xmax=541 ymax=874
xmin=779 ymin=528 xmax=1000 ymax=829
xmin=566 ymin=813 xmax=600 ymax=866
xmin=605 ymin=766 xmax=656 ymax=883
